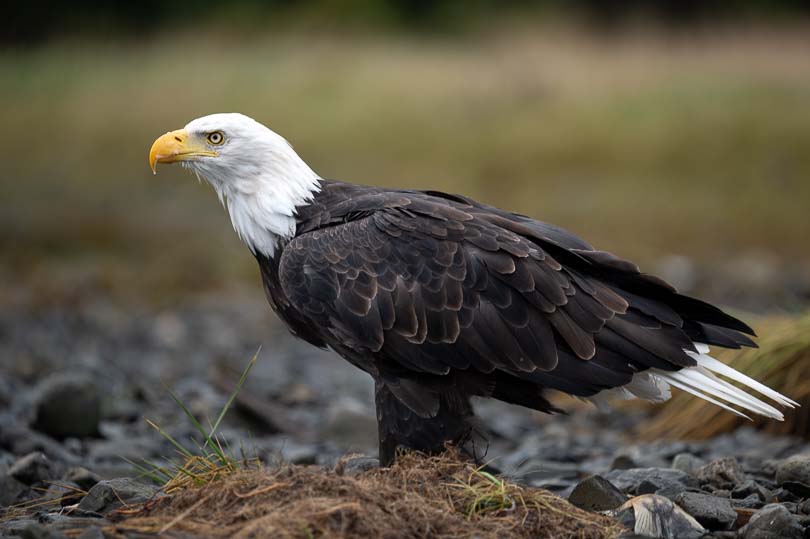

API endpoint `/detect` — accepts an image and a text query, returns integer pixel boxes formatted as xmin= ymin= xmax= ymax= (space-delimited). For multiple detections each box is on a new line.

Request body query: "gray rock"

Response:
xmin=76 ymin=528 xmax=105 ymax=539
xmin=43 ymin=480 xmax=82 ymax=506
xmin=605 ymin=467 xmax=697 ymax=496
xmin=672 ymin=453 xmax=706 ymax=475
xmin=31 ymin=373 xmax=101 ymax=439
xmin=781 ymin=480 xmax=810 ymax=498
xmin=0 ymin=473 xmax=28 ymax=506
xmin=611 ymin=494 xmax=705 ymax=539
xmin=696 ymin=458 xmax=745 ymax=489
xmin=323 ymin=396 xmax=377 ymax=449
xmin=739 ymin=504 xmax=803 ymax=539
xmin=569 ymin=475 xmax=627 ymax=511
xmin=9 ymin=452 xmax=58 ymax=485
xmin=62 ymin=467 xmax=101 ymax=491
xmin=0 ymin=378 xmax=11 ymax=409
xmin=767 ymin=487 xmax=801 ymax=503
xmin=735 ymin=494 xmax=765 ymax=509
xmin=0 ymin=423 xmax=82 ymax=466
xmin=280 ymin=441 xmax=319 ymax=465
xmin=18 ymin=523 xmax=69 ymax=539
xmin=675 ymin=491 xmax=737 ymax=530
xmin=335 ymin=456 xmax=379 ymax=477
xmin=733 ymin=480 xmax=770 ymax=501
xmin=77 ymin=478 xmax=158 ymax=514
xmin=611 ymin=455 xmax=638 ymax=470
xmin=776 ymin=455 xmax=810 ymax=486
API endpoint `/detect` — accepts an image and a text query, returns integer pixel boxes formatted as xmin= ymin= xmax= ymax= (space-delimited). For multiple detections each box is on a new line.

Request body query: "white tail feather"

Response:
xmin=590 ymin=343 xmax=797 ymax=420
xmin=688 ymin=351 xmax=799 ymax=408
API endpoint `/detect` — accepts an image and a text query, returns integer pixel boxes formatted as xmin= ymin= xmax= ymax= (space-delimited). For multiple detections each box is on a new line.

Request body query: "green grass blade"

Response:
xmin=163 ymin=384 xmax=226 ymax=462
xmin=146 ymin=418 xmax=193 ymax=458
xmin=204 ymin=349 xmax=259 ymax=450
xmin=121 ymin=457 xmax=169 ymax=484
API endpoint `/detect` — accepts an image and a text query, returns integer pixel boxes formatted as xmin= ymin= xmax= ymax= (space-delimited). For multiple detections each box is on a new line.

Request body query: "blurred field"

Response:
xmin=2 ymin=23 xmax=810 ymax=306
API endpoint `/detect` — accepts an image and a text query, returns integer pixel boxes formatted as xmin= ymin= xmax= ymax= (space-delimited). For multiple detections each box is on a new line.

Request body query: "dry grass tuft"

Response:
xmin=639 ymin=313 xmax=810 ymax=440
xmin=111 ymin=450 xmax=622 ymax=539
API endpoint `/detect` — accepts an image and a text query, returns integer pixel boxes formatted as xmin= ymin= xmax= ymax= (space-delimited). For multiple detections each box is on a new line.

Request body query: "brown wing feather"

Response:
xmin=277 ymin=185 xmax=755 ymax=409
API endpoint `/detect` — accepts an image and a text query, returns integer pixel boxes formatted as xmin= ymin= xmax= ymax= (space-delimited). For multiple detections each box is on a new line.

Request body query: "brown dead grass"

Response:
xmin=110 ymin=451 xmax=622 ymax=539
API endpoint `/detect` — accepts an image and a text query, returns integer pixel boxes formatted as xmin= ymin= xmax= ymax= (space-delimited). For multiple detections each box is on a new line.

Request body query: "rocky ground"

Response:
xmin=1 ymin=289 xmax=809 ymax=538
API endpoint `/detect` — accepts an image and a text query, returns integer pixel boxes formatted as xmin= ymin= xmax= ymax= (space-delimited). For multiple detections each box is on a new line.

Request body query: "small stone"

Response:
xmin=62 ymin=467 xmax=101 ymax=491
xmin=611 ymin=455 xmax=637 ymax=470
xmin=569 ymin=475 xmax=627 ymax=511
xmin=279 ymin=441 xmax=319 ymax=465
xmin=77 ymin=478 xmax=158 ymax=514
xmin=768 ymin=487 xmax=801 ymax=503
xmin=733 ymin=480 xmax=770 ymax=501
xmin=31 ymin=373 xmax=101 ymax=439
xmin=323 ymin=397 xmax=377 ymax=449
xmin=335 ymin=455 xmax=379 ymax=477
xmin=775 ymin=455 xmax=810 ymax=486
xmin=675 ymin=491 xmax=737 ymax=530
xmin=18 ymin=523 xmax=68 ymax=539
xmin=9 ymin=452 xmax=57 ymax=485
xmin=611 ymin=494 xmax=705 ymax=539
xmin=735 ymin=493 xmax=764 ymax=509
xmin=0 ymin=473 xmax=28 ymax=506
xmin=672 ymin=453 xmax=706 ymax=475
xmin=44 ymin=481 xmax=82 ymax=506
xmin=605 ymin=467 xmax=697 ymax=496
xmin=696 ymin=458 xmax=745 ymax=489
xmin=739 ymin=504 xmax=803 ymax=539
xmin=781 ymin=481 xmax=810 ymax=499
xmin=76 ymin=528 xmax=105 ymax=539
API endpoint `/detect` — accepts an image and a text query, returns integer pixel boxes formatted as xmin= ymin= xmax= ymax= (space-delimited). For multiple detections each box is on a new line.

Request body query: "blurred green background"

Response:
xmin=2 ymin=1 xmax=810 ymax=311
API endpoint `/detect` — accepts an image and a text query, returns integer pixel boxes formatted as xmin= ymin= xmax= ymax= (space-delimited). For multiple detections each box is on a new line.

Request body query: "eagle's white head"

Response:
xmin=149 ymin=113 xmax=321 ymax=257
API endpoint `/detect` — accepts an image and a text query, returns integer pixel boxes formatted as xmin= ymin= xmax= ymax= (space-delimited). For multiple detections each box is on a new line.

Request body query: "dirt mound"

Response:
xmin=111 ymin=452 xmax=621 ymax=539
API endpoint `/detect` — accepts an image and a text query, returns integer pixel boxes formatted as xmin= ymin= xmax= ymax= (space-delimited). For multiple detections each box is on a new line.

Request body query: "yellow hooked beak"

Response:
xmin=149 ymin=129 xmax=218 ymax=174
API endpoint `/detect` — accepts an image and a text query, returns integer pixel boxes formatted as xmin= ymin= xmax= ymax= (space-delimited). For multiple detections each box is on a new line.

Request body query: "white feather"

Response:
xmin=591 ymin=342 xmax=796 ymax=420
xmin=182 ymin=113 xmax=321 ymax=257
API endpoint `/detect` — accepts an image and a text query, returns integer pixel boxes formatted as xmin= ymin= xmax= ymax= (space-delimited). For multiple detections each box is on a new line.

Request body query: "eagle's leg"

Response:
xmin=374 ymin=381 xmax=480 ymax=467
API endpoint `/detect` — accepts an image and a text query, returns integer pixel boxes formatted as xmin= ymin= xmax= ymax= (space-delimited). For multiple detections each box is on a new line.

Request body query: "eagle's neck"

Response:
xmin=209 ymin=153 xmax=321 ymax=258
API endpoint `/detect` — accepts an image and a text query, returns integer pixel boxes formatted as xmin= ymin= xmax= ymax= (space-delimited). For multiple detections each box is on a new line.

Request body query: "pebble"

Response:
xmin=0 ymin=473 xmax=28 ymax=506
xmin=735 ymin=493 xmax=765 ymax=509
xmin=732 ymin=480 xmax=770 ymax=501
xmin=77 ymin=478 xmax=159 ymax=514
xmin=17 ymin=523 xmax=69 ymax=539
xmin=323 ymin=396 xmax=378 ymax=449
xmin=776 ymin=455 xmax=810 ymax=486
xmin=696 ymin=457 xmax=745 ymax=489
xmin=739 ymin=503 xmax=803 ymax=539
xmin=671 ymin=453 xmax=706 ymax=475
xmin=43 ymin=481 xmax=83 ymax=506
xmin=674 ymin=491 xmax=737 ymax=530
xmin=63 ymin=467 xmax=102 ymax=491
xmin=568 ymin=475 xmax=627 ymax=511
xmin=9 ymin=452 xmax=58 ymax=485
xmin=31 ymin=373 xmax=101 ymax=440
xmin=605 ymin=467 xmax=697 ymax=496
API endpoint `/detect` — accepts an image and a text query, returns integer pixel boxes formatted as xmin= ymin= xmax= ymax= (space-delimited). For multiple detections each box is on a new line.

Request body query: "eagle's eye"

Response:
xmin=207 ymin=131 xmax=225 ymax=145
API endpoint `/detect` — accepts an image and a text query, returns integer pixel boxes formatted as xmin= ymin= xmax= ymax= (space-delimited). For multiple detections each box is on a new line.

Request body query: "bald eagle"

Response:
xmin=150 ymin=113 xmax=795 ymax=465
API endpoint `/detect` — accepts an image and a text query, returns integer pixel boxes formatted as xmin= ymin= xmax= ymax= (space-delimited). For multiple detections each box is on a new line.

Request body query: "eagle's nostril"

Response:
xmin=174 ymin=136 xmax=183 ymax=142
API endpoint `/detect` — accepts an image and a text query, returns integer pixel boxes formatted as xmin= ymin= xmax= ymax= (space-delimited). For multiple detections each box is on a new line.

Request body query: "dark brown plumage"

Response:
xmin=257 ymin=180 xmax=756 ymax=465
